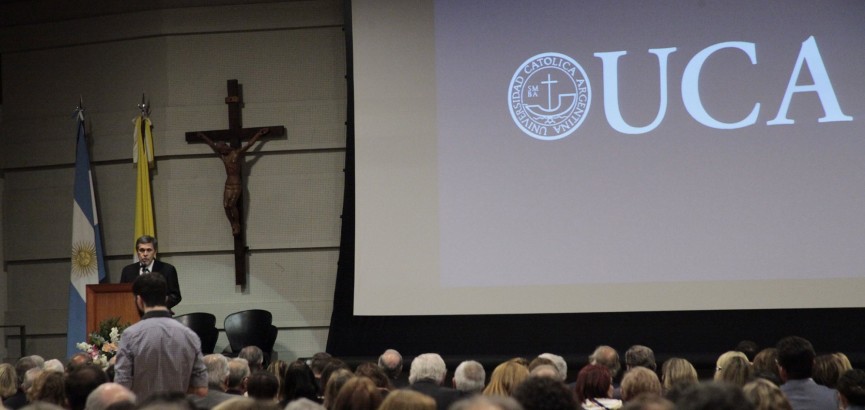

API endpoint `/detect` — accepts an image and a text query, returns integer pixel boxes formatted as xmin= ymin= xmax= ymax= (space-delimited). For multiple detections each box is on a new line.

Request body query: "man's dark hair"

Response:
xmin=132 ymin=272 xmax=168 ymax=307
xmin=776 ymin=336 xmax=815 ymax=379
xmin=838 ymin=369 xmax=865 ymax=406
xmin=247 ymin=370 xmax=280 ymax=400
xmin=625 ymin=345 xmax=657 ymax=371
xmin=735 ymin=340 xmax=759 ymax=361
xmin=675 ymin=382 xmax=755 ymax=410
xmin=135 ymin=235 xmax=157 ymax=249
xmin=65 ymin=364 xmax=108 ymax=410
xmin=512 ymin=376 xmax=578 ymax=410
xmin=309 ymin=352 xmax=332 ymax=375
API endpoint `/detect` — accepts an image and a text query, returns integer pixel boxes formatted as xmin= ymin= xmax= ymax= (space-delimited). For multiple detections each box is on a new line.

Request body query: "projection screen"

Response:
xmin=352 ymin=0 xmax=865 ymax=315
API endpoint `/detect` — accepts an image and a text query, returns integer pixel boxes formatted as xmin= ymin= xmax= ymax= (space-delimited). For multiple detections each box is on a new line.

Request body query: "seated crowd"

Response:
xmin=1 ymin=335 xmax=863 ymax=410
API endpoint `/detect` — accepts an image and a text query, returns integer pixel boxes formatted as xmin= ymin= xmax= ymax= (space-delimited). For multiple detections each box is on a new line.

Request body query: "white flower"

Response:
xmin=77 ymin=342 xmax=93 ymax=352
xmin=109 ymin=327 xmax=120 ymax=343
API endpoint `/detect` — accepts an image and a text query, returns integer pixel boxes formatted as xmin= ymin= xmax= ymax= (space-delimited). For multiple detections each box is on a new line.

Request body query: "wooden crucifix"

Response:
xmin=185 ymin=79 xmax=286 ymax=287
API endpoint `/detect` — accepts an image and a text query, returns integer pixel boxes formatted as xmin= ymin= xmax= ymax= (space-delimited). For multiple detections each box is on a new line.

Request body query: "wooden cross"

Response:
xmin=185 ymin=79 xmax=286 ymax=287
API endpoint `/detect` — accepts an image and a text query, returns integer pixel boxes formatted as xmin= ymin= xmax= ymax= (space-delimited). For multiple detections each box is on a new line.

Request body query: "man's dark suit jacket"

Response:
xmin=120 ymin=260 xmax=182 ymax=309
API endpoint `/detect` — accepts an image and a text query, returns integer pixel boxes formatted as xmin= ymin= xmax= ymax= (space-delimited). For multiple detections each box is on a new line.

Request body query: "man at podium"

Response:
xmin=119 ymin=235 xmax=182 ymax=310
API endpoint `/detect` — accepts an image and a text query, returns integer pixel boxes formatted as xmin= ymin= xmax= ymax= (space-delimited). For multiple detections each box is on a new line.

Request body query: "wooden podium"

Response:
xmin=86 ymin=284 xmax=139 ymax=334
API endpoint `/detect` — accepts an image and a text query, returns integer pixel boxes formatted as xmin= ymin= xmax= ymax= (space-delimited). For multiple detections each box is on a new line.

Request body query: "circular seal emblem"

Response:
xmin=508 ymin=52 xmax=591 ymax=141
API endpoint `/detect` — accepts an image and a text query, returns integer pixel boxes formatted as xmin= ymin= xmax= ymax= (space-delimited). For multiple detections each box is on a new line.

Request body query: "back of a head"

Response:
xmin=331 ymin=376 xmax=383 ymax=410
xmin=675 ymin=382 xmax=755 ymax=410
xmin=210 ymin=397 xmax=281 ymax=410
xmin=455 ymin=360 xmax=486 ymax=394
xmin=65 ymin=364 xmax=108 ymax=410
xmin=85 ymin=382 xmax=137 ymax=410
xmin=715 ymin=356 xmax=751 ymax=387
xmin=228 ymin=358 xmax=251 ymax=391
xmin=283 ymin=360 xmax=318 ymax=403
xmin=450 ymin=395 xmax=525 ymax=410
xmin=837 ymin=369 xmax=865 ymax=407
xmin=576 ymin=364 xmax=613 ymax=403
xmin=512 ymin=376 xmax=577 ymax=410
xmin=67 ymin=353 xmax=95 ymax=372
xmin=132 ymin=272 xmax=168 ymax=307
xmin=536 ymin=354 xmax=567 ymax=382
xmin=660 ymin=358 xmax=698 ymax=392
xmin=409 ymin=353 xmax=447 ymax=385
xmin=621 ymin=367 xmax=661 ymax=401
xmin=812 ymin=353 xmax=848 ymax=388
xmin=204 ymin=354 xmax=231 ymax=388
xmin=309 ymin=352 xmax=333 ymax=376
xmin=751 ymin=348 xmax=781 ymax=385
xmin=378 ymin=389 xmax=436 ymax=410
xmin=15 ymin=356 xmax=38 ymax=385
xmin=735 ymin=340 xmax=759 ymax=361
xmin=483 ymin=361 xmax=530 ymax=397
xmin=589 ymin=346 xmax=622 ymax=379
xmin=246 ymin=370 xmax=279 ymax=401
xmin=354 ymin=362 xmax=390 ymax=390
xmin=620 ymin=394 xmax=675 ymax=410
xmin=0 ymin=363 xmax=18 ymax=397
xmin=28 ymin=369 xmax=66 ymax=406
xmin=378 ymin=349 xmax=403 ymax=380
xmin=776 ymin=336 xmax=815 ymax=380
xmin=323 ymin=369 xmax=354 ymax=409
xmin=625 ymin=345 xmax=656 ymax=371
xmin=742 ymin=378 xmax=792 ymax=410
xmin=136 ymin=391 xmax=197 ymax=410
xmin=286 ymin=398 xmax=327 ymax=410
xmin=239 ymin=346 xmax=265 ymax=372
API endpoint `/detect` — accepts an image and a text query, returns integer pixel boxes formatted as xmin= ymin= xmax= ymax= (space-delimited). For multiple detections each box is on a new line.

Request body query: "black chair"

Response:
xmin=175 ymin=312 xmax=219 ymax=354
xmin=223 ymin=309 xmax=278 ymax=366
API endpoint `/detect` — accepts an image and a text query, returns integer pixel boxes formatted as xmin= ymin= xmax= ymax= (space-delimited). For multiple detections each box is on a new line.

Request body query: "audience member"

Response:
xmin=245 ymin=371 xmax=279 ymax=402
xmin=41 ymin=360 xmax=63 ymax=374
xmin=590 ymin=346 xmax=622 ymax=382
xmin=537 ymin=354 xmax=567 ymax=383
xmin=677 ymin=382 xmax=755 ymax=410
xmin=752 ymin=348 xmax=782 ymax=386
xmin=453 ymin=361 xmax=486 ymax=396
xmin=319 ymin=359 xmax=350 ymax=400
xmin=743 ymin=378 xmax=792 ymax=410
xmin=5 ymin=356 xmax=40 ymax=409
xmin=85 ymin=382 xmax=137 ymax=410
xmin=621 ymin=367 xmax=661 ymax=402
xmin=65 ymin=364 xmax=108 ymax=410
xmin=624 ymin=346 xmax=656 ymax=372
xmin=450 ymin=395 xmax=524 ymax=410
xmin=715 ymin=355 xmax=751 ymax=387
xmin=837 ymin=369 xmax=865 ymax=410
xmin=575 ymin=364 xmax=622 ymax=410
xmin=529 ymin=365 xmax=559 ymax=380
xmin=308 ymin=352 xmax=333 ymax=393
xmin=212 ymin=397 xmax=281 ymax=410
xmin=378 ymin=349 xmax=405 ymax=388
xmin=512 ymin=376 xmax=577 ymax=410
xmin=736 ymin=341 xmax=760 ymax=361
xmin=619 ymin=394 xmax=674 ymax=410
xmin=191 ymin=354 xmax=236 ymax=410
xmin=27 ymin=371 xmax=65 ymax=407
xmin=331 ymin=377 xmax=382 ymax=410
xmin=378 ymin=389 xmax=435 ymax=410
xmin=322 ymin=369 xmax=353 ymax=410
xmin=408 ymin=353 xmax=461 ymax=410
xmin=136 ymin=391 xmax=197 ymax=410
xmin=813 ymin=353 xmax=851 ymax=389
xmin=776 ymin=336 xmax=839 ymax=410
xmin=239 ymin=346 xmax=265 ymax=374
xmin=227 ymin=358 xmax=250 ymax=395
xmin=659 ymin=358 xmax=697 ymax=397
xmin=279 ymin=360 xmax=319 ymax=407
xmin=114 ymin=273 xmax=208 ymax=399
xmin=483 ymin=360 xmax=529 ymax=398
xmin=286 ymin=398 xmax=326 ymax=410
xmin=66 ymin=353 xmax=94 ymax=372
xmin=265 ymin=360 xmax=288 ymax=402
xmin=354 ymin=362 xmax=391 ymax=394
xmin=527 ymin=358 xmax=554 ymax=374
xmin=713 ymin=351 xmax=747 ymax=381
xmin=0 ymin=364 xmax=18 ymax=402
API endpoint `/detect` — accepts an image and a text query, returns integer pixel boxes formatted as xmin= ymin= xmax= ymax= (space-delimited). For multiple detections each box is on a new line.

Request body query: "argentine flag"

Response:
xmin=67 ymin=110 xmax=106 ymax=358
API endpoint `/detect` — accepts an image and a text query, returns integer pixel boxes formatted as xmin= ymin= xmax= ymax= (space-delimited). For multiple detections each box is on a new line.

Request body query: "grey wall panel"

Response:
xmin=3 ymin=168 xmax=73 ymax=261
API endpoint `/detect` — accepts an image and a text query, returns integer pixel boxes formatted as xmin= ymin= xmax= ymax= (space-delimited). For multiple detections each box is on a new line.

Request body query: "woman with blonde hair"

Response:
xmin=332 ymin=377 xmax=383 ymax=410
xmin=813 ymin=353 xmax=853 ymax=389
xmin=0 ymin=364 xmax=17 ymax=402
xmin=482 ymin=360 xmax=530 ymax=397
xmin=715 ymin=356 xmax=752 ymax=387
xmin=660 ymin=358 xmax=698 ymax=395
xmin=378 ymin=389 xmax=436 ymax=410
xmin=743 ymin=378 xmax=792 ymax=410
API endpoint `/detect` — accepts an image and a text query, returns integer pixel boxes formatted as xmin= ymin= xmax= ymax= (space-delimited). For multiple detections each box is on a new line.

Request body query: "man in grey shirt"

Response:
xmin=114 ymin=273 xmax=208 ymax=400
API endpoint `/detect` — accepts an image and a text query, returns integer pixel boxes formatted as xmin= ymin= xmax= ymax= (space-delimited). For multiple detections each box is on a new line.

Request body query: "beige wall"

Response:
xmin=0 ymin=0 xmax=345 ymax=361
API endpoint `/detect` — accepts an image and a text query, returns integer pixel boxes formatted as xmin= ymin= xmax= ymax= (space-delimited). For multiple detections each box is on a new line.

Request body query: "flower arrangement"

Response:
xmin=76 ymin=317 xmax=129 ymax=368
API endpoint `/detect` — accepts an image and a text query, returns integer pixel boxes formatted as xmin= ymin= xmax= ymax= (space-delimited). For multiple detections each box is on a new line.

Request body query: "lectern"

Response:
xmin=85 ymin=284 xmax=139 ymax=334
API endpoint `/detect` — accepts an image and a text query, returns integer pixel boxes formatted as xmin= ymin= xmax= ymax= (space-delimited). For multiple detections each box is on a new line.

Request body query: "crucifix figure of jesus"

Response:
xmin=196 ymin=128 xmax=268 ymax=235
xmin=186 ymin=79 xmax=286 ymax=287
